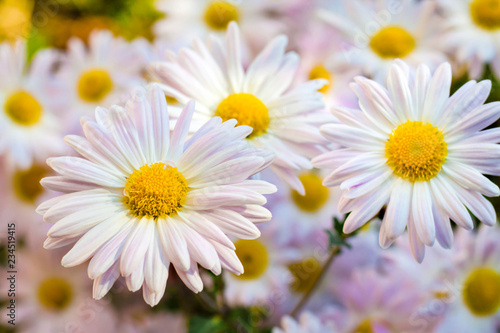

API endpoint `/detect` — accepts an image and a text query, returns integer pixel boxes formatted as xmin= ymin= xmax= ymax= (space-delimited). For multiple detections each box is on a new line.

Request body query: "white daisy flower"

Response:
xmin=268 ymin=170 xmax=343 ymax=244
xmin=313 ymin=60 xmax=500 ymax=262
xmin=0 ymin=250 xmax=117 ymax=333
xmin=0 ymin=40 xmax=66 ymax=169
xmin=438 ymin=0 xmax=500 ymax=79
xmin=223 ymin=228 xmax=299 ymax=306
xmin=36 ymin=84 xmax=276 ymax=306
xmin=150 ymin=22 xmax=332 ymax=194
xmin=318 ymin=0 xmax=448 ymax=82
xmin=153 ymin=0 xmax=287 ymax=52
xmin=272 ymin=312 xmax=337 ymax=333
xmin=433 ymin=226 xmax=500 ymax=333
xmin=57 ymin=30 xmax=145 ymax=124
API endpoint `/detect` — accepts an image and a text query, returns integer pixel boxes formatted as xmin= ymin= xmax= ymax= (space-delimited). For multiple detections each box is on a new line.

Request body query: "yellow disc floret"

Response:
xmin=203 ymin=1 xmax=239 ymax=31
xmin=355 ymin=319 xmax=374 ymax=333
xmin=13 ymin=164 xmax=47 ymax=203
xmin=233 ymin=239 xmax=269 ymax=280
xmin=214 ymin=93 xmax=270 ymax=138
xmin=385 ymin=121 xmax=447 ymax=182
xmin=4 ymin=90 xmax=43 ymax=126
xmin=38 ymin=277 xmax=73 ymax=311
xmin=288 ymin=257 xmax=322 ymax=293
xmin=291 ymin=172 xmax=329 ymax=212
xmin=77 ymin=68 xmax=114 ymax=103
xmin=370 ymin=26 xmax=416 ymax=59
xmin=123 ymin=162 xmax=189 ymax=219
xmin=309 ymin=65 xmax=333 ymax=94
xmin=463 ymin=267 xmax=500 ymax=316
xmin=470 ymin=0 xmax=500 ymax=30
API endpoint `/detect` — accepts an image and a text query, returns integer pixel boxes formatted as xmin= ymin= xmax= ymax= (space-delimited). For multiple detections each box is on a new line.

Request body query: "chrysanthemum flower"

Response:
xmin=223 ymin=228 xmax=298 ymax=306
xmin=150 ymin=22 xmax=332 ymax=194
xmin=0 ymin=40 xmax=66 ymax=169
xmin=272 ymin=312 xmax=337 ymax=333
xmin=318 ymin=0 xmax=447 ymax=82
xmin=0 ymin=250 xmax=117 ymax=333
xmin=431 ymin=226 xmax=500 ymax=332
xmin=57 ymin=30 xmax=145 ymax=123
xmin=37 ymin=85 xmax=276 ymax=306
xmin=313 ymin=60 xmax=500 ymax=261
xmin=438 ymin=0 xmax=500 ymax=79
xmin=153 ymin=0 xmax=288 ymax=51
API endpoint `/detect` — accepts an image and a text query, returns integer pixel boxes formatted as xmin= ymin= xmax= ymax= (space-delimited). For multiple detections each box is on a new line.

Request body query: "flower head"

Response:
xmin=37 ymin=84 xmax=276 ymax=306
xmin=150 ymin=22 xmax=333 ymax=194
xmin=313 ymin=60 xmax=500 ymax=261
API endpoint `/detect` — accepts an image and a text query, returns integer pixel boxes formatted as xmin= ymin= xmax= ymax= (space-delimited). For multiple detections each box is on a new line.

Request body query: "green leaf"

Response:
xmin=188 ymin=316 xmax=227 ymax=333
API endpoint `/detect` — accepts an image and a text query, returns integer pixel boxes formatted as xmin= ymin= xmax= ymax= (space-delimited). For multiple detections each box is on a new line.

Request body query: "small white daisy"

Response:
xmin=438 ymin=0 xmax=500 ymax=79
xmin=272 ymin=312 xmax=337 ymax=333
xmin=0 ymin=40 xmax=66 ymax=169
xmin=150 ymin=22 xmax=333 ymax=194
xmin=318 ymin=0 xmax=448 ymax=82
xmin=153 ymin=0 xmax=288 ymax=52
xmin=0 ymin=250 xmax=117 ymax=333
xmin=57 ymin=30 xmax=145 ymax=123
xmin=313 ymin=60 xmax=500 ymax=262
xmin=36 ymin=84 xmax=276 ymax=306
xmin=433 ymin=226 xmax=500 ymax=333
xmin=223 ymin=228 xmax=299 ymax=306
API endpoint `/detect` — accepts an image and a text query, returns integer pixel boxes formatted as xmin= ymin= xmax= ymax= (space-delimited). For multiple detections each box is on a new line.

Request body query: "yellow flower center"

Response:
xmin=309 ymin=65 xmax=333 ymax=94
xmin=385 ymin=121 xmax=447 ymax=182
xmin=4 ymin=90 xmax=43 ymax=126
xmin=214 ymin=93 xmax=270 ymax=138
xmin=354 ymin=319 xmax=373 ymax=333
xmin=13 ymin=164 xmax=47 ymax=203
xmin=77 ymin=68 xmax=114 ymax=103
xmin=203 ymin=1 xmax=240 ymax=31
xmin=369 ymin=26 xmax=416 ymax=59
xmin=288 ymin=257 xmax=322 ymax=293
xmin=470 ymin=0 xmax=500 ymax=30
xmin=37 ymin=277 xmax=73 ymax=311
xmin=291 ymin=172 xmax=329 ymax=212
xmin=123 ymin=162 xmax=189 ymax=219
xmin=233 ymin=239 xmax=269 ymax=280
xmin=165 ymin=94 xmax=179 ymax=105
xmin=463 ymin=267 xmax=500 ymax=316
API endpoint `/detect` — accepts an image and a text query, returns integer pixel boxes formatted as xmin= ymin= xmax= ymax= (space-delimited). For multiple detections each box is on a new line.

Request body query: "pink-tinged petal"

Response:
xmin=176 ymin=211 xmax=235 ymax=249
xmin=225 ymin=22 xmax=244 ymax=92
xmin=408 ymin=216 xmax=425 ymax=263
xmin=411 ymin=182 xmax=435 ymax=246
xmin=93 ymin=262 xmax=120 ymax=300
xmin=43 ymin=236 xmax=79 ymax=249
xmin=433 ymin=207 xmax=453 ymax=249
xmin=125 ymin=263 xmax=145 ymax=292
xmin=445 ymin=102 xmax=500 ymax=138
xmin=157 ymin=217 xmax=190 ymax=271
xmin=442 ymin=163 xmax=500 ymax=197
xmin=47 ymin=156 xmax=125 ymax=187
xmin=143 ymin=228 xmax=169 ymax=296
xmin=210 ymin=240 xmax=243 ymax=275
xmin=380 ymin=179 xmax=412 ymax=248
xmin=47 ymin=205 xmax=118 ymax=237
xmin=204 ymin=209 xmax=261 ymax=239
xmin=184 ymin=186 xmax=266 ymax=209
xmin=174 ymin=261 xmax=203 ymax=293
xmin=41 ymin=176 xmax=98 ymax=193
xmin=88 ymin=219 xmax=135 ymax=279
xmin=453 ymin=186 xmax=497 ymax=226
xmin=143 ymin=283 xmax=166 ymax=307
xmin=61 ymin=211 xmax=130 ymax=267
xmin=120 ymin=217 xmax=155 ymax=276
xmin=182 ymin=224 xmax=219 ymax=270
xmin=422 ymin=63 xmax=451 ymax=123
xmin=168 ymin=100 xmax=195 ymax=161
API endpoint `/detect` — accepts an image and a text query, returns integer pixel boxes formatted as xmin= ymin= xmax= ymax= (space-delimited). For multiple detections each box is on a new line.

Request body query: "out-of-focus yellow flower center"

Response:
xmin=463 ymin=267 xmax=500 ymax=316
xmin=234 ymin=239 xmax=269 ymax=280
xmin=288 ymin=257 xmax=322 ymax=293
xmin=165 ymin=94 xmax=179 ymax=105
xmin=77 ymin=68 xmax=113 ymax=103
xmin=4 ymin=90 xmax=43 ymax=126
xmin=203 ymin=1 xmax=240 ymax=31
xmin=291 ymin=173 xmax=329 ymax=212
xmin=123 ymin=162 xmax=189 ymax=219
xmin=38 ymin=277 xmax=73 ymax=311
xmin=309 ymin=65 xmax=332 ymax=94
xmin=13 ymin=164 xmax=47 ymax=203
xmin=470 ymin=0 xmax=500 ymax=30
xmin=354 ymin=319 xmax=374 ymax=333
xmin=370 ymin=26 xmax=416 ymax=59
xmin=0 ymin=0 xmax=33 ymax=42
xmin=215 ymin=93 xmax=270 ymax=138
xmin=385 ymin=121 xmax=447 ymax=182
